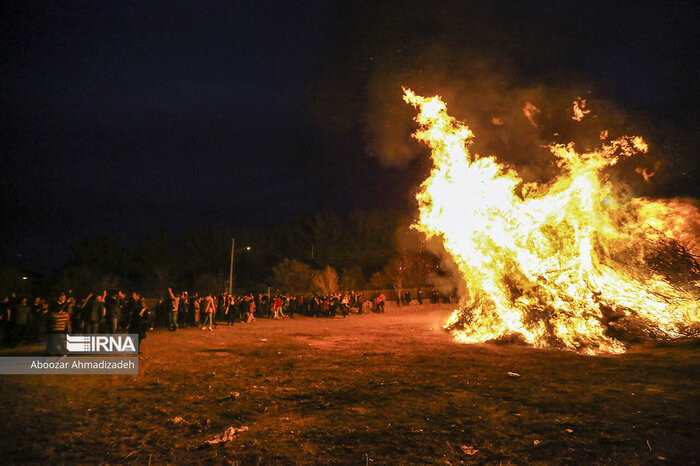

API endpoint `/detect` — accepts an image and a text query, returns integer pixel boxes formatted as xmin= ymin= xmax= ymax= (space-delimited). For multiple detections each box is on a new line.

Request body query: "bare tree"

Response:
xmin=384 ymin=250 xmax=438 ymax=301
xmin=313 ymin=266 xmax=339 ymax=295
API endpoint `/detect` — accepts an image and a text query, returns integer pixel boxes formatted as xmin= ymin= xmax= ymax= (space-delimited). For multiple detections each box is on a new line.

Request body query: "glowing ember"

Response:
xmin=572 ymin=97 xmax=590 ymax=121
xmin=404 ymin=88 xmax=700 ymax=354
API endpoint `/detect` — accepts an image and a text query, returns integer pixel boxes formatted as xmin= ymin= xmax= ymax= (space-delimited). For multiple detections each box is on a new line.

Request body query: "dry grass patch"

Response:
xmin=1 ymin=304 xmax=698 ymax=464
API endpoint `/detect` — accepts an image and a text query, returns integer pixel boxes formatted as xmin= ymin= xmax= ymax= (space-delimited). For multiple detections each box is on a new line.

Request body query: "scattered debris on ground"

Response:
xmin=201 ymin=426 xmax=249 ymax=447
xmin=460 ymin=445 xmax=478 ymax=455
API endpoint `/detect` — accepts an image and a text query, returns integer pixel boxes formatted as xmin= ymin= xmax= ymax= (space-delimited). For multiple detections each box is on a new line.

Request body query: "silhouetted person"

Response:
xmin=168 ymin=288 xmax=179 ymax=331
xmin=45 ymin=293 xmax=70 ymax=355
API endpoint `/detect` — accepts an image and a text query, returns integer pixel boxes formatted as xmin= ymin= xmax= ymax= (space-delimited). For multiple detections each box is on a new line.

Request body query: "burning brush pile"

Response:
xmin=404 ymin=88 xmax=700 ymax=354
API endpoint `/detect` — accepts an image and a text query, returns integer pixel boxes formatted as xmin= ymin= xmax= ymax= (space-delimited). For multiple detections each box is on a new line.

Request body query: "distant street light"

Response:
xmin=228 ymin=238 xmax=252 ymax=295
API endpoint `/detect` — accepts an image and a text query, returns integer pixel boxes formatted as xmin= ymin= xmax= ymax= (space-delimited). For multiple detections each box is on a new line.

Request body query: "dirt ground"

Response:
xmin=1 ymin=303 xmax=698 ymax=465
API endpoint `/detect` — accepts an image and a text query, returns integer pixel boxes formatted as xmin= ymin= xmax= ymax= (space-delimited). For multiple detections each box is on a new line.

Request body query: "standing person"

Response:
xmin=128 ymin=298 xmax=151 ymax=349
xmin=45 ymin=293 xmax=71 ymax=355
xmin=201 ymin=295 xmax=215 ymax=331
xmin=211 ymin=294 xmax=219 ymax=329
xmin=340 ymin=294 xmax=350 ymax=318
xmin=403 ymin=290 xmax=412 ymax=306
xmin=64 ymin=296 xmax=76 ymax=334
xmin=192 ymin=294 xmax=201 ymax=327
xmin=376 ymin=292 xmax=386 ymax=313
xmin=70 ymin=294 xmax=90 ymax=334
xmin=84 ymin=292 xmax=106 ymax=334
xmin=32 ymin=297 xmax=48 ymax=343
xmin=323 ymin=297 xmax=331 ymax=317
xmin=167 ymin=288 xmax=180 ymax=331
xmin=246 ymin=296 xmax=256 ymax=322
xmin=105 ymin=291 xmax=122 ymax=334
xmin=254 ymin=294 xmax=261 ymax=318
xmin=287 ymin=296 xmax=297 ymax=319
xmin=225 ymin=295 xmax=236 ymax=326
xmin=123 ymin=292 xmax=141 ymax=329
xmin=178 ymin=292 xmax=189 ymax=328
xmin=216 ymin=294 xmax=225 ymax=324
xmin=11 ymin=297 xmax=32 ymax=346
xmin=272 ymin=296 xmax=282 ymax=319
xmin=237 ymin=296 xmax=247 ymax=322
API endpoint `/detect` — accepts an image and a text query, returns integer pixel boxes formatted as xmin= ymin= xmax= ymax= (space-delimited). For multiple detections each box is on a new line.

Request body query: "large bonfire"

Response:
xmin=404 ymin=88 xmax=700 ymax=354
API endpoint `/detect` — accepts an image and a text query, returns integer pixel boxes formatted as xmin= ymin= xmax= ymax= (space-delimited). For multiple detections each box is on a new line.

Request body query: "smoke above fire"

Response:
xmin=403 ymin=88 xmax=700 ymax=353
xmin=365 ymin=63 xmax=659 ymax=195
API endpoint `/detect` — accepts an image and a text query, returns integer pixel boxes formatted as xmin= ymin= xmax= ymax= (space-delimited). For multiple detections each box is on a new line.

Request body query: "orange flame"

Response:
xmin=572 ymin=97 xmax=591 ymax=121
xmin=404 ymin=88 xmax=700 ymax=354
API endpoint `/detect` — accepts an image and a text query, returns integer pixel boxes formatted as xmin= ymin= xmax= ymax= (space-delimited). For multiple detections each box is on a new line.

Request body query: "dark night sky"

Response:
xmin=2 ymin=0 xmax=698 ymax=272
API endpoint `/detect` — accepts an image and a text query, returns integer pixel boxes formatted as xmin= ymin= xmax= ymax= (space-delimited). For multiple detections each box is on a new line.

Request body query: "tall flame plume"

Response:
xmin=404 ymin=88 xmax=700 ymax=354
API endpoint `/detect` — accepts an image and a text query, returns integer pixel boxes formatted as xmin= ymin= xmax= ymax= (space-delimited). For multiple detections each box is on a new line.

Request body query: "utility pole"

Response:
xmin=229 ymin=237 xmax=235 ymax=295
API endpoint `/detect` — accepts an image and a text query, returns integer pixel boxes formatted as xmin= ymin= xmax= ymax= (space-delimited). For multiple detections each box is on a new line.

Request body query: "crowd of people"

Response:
xmin=0 ymin=288 xmax=411 ymax=348
xmin=0 ymin=285 xmax=457 ymax=350
xmin=156 ymin=288 xmax=387 ymax=331
xmin=0 ymin=291 xmax=153 ymax=350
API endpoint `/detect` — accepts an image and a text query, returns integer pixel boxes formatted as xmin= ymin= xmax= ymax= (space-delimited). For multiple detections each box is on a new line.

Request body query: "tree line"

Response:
xmin=3 ymin=210 xmax=453 ymax=298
